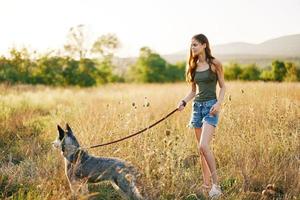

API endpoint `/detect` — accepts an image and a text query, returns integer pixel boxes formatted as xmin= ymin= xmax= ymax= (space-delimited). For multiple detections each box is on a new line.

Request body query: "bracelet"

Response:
xmin=181 ymin=100 xmax=187 ymax=107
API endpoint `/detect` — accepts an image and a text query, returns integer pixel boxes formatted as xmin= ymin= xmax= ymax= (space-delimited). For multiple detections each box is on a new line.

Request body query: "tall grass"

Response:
xmin=0 ymin=82 xmax=299 ymax=199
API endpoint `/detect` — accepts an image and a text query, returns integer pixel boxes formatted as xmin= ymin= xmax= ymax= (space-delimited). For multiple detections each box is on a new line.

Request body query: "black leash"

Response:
xmin=85 ymin=108 xmax=178 ymax=149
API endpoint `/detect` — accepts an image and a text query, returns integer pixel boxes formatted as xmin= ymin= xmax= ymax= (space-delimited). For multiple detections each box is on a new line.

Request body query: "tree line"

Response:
xmin=0 ymin=25 xmax=299 ymax=86
xmin=0 ymin=46 xmax=186 ymax=86
xmin=224 ymin=60 xmax=300 ymax=82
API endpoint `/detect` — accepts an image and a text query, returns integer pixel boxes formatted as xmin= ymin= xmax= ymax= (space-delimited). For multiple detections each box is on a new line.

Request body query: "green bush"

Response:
xmin=224 ymin=62 xmax=242 ymax=80
xmin=239 ymin=64 xmax=261 ymax=80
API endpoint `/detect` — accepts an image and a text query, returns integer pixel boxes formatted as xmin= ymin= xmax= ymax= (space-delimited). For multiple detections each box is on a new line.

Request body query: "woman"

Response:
xmin=178 ymin=33 xmax=226 ymax=198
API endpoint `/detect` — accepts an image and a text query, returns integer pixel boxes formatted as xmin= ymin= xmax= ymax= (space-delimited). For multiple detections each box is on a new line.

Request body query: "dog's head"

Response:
xmin=52 ymin=124 xmax=80 ymax=158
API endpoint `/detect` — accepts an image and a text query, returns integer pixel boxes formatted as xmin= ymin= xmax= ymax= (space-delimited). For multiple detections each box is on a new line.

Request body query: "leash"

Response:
xmin=85 ymin=108 xmax=178 ymax=149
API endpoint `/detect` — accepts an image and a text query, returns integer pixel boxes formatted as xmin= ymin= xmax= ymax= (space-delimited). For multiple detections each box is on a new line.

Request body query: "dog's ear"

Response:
xmin=57 ymin=125 xmax=65 ymax=140
xmin=66 ymin=123 xmax=73 ymax=136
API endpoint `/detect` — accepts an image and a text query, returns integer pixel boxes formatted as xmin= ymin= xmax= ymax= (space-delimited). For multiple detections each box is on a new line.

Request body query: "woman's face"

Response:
xmin=191 ymin=38 xmax=206 ymax=56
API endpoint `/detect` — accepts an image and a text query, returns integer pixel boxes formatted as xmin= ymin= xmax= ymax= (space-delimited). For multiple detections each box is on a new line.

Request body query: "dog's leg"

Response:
xmin=81 ymin=183 xmax=89 ymax=195
xmin=69 ymin=180 xmax=82 ymax=198
xmin=115 ymin=174 xmax=144 ymax=200
xmin=129 ymin=183 xmax=145 ymax=200
xmin=111 ymin=181 xmax=131 ymax=200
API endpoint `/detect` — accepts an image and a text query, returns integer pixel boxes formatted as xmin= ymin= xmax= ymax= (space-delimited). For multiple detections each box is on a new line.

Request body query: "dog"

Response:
xmin=52 ymin=124 xmax=146 ymax=200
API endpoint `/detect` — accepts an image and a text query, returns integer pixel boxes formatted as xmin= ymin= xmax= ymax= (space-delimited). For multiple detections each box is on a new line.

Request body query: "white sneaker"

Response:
xmin=209 ymin=184 xmax=222 ymax=198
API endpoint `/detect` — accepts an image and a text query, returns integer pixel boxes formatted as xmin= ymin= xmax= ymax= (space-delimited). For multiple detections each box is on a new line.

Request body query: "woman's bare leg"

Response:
xmin=198 ymin=123 xmax=218 ymax=184
xmin=194 ymin=128 xmax=211 ymax=186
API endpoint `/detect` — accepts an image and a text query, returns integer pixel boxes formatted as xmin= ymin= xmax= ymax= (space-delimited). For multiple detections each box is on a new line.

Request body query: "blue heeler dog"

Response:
xmin=52 ymin=124 xmax=146 ymax=200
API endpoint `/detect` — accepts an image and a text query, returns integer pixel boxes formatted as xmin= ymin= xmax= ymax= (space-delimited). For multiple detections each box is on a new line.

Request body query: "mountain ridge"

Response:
xmin=162 ymin=34 xmax=300 ymax=63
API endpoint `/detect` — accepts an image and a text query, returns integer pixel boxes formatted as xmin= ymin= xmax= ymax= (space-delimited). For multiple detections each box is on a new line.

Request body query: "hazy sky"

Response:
xmin=1 ymin=0 xmax=299 ymax=57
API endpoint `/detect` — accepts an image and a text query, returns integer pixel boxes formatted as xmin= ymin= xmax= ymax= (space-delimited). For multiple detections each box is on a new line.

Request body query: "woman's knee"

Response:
xmin=198 ymin=143 xmax=209 ymax=153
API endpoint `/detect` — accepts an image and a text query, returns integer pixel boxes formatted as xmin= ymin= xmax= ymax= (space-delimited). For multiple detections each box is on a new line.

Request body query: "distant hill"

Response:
xmin=162 ymin=34 xmax=300 ymax=65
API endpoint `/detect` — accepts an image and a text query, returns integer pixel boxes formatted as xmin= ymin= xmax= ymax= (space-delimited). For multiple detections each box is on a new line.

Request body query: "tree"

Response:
xmin=7 ymin=48 xmax=34 ymax=84
xmin=76 ymin=58 xmax=98 ymax=86
xmin=63 ymin=57 xmax=81 ymax=85
xmin=34 ymin=56 xmax=66 ymax=85
xmin=164 ymin=61 xmax=185 ymax=82
xmin=91 ymin=33 xmax=120 ymax=58
xmin=224 ymin=62 xmax=242 ymax=80
xmin=260 ymin=70 xmax=274 ymax=81
xmin=284 ymin=62 xmax=298 ymax=82
xmin=271 ymin=60 xmax=286 ymax=81
xmin=64 ymin=24 xmax=89 ymax=60
xmin=0 ymin=56 xmax=12 ymax=83
xmin=63 ymin=26 xmax=122 ymax=85
xmin=128 ymin=47 xmax=168 ymax=82
xmin=91 ymin=33 xmax=121 ymax=83
xmin=240 ymin=64 xmax=261 ymax=80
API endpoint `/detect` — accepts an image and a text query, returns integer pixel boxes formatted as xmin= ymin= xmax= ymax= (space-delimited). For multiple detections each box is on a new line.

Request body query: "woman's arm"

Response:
xmin=215 ymin=60 xmax=226 ymax=105
xmin=178 ymin=82 xmax=196 ymax=111
xmin=210 ymin=59 xmax=226 ymax=115
xmin=182 ymin=82 xmax=196 ymax=103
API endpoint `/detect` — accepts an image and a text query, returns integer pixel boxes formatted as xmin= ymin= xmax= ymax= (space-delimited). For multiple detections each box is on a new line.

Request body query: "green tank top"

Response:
xmin=194 ymin=65 xmax=217 ymax=102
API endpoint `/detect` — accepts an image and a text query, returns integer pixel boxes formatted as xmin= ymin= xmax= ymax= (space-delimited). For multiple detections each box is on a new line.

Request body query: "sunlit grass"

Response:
xmin=0 ymin=82 xmax=299 ymax=199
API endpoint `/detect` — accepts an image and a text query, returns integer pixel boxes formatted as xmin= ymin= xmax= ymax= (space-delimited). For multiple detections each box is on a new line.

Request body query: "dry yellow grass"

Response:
xmin=0 ymin=82 xmax=299 ymax=199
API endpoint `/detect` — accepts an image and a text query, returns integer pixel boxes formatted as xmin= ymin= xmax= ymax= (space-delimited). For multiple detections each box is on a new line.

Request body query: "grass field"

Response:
xmin=0 ymin=82 xmax=299 ymax=200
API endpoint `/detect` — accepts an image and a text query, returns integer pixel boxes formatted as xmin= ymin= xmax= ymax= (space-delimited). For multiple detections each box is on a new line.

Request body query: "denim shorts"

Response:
xmin=188 ymin=99 xmax=219 ymax=128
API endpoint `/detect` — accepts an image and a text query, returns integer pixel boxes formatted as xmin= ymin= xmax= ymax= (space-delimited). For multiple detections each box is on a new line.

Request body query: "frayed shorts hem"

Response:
xmin=187 ymin=120 xmax=217 ymax=129
xmin=188 ymin=99 xmax=219 ymax=129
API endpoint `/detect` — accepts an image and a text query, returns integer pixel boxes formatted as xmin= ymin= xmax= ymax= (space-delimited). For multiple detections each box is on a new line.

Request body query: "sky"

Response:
xmin=1 ymin=0 xmax=300 ymax=57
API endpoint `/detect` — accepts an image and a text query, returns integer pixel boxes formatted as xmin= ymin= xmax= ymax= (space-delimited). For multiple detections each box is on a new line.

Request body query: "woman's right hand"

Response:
xmin=177 ymin=100 xmax=186 ymax=111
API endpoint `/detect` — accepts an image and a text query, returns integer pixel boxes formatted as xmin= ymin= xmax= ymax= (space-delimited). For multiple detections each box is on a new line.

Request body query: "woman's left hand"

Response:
xmin=209 ymin=102 xmax=221 ymax=115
